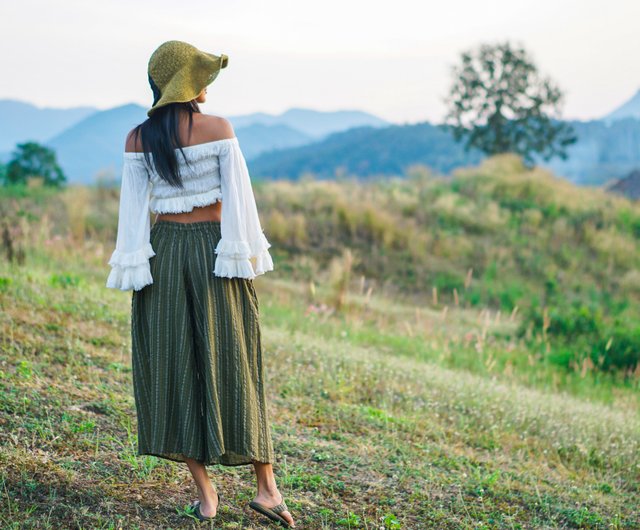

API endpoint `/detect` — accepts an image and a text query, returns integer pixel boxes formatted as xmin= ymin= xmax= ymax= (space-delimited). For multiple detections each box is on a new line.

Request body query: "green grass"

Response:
xmin=260 ymin=154 xmax=640 ymax=373
xmin=0 ymin=247 xmax=638 ymax=528
xmin=0 ymin=158 xmax=639 ymax=528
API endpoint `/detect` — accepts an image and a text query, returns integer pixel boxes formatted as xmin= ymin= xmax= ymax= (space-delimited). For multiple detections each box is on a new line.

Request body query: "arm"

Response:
xmin=213 ymin=137 xmax=274 ymax=279
xmin=105 ymin=156 xmax=155 ymax=291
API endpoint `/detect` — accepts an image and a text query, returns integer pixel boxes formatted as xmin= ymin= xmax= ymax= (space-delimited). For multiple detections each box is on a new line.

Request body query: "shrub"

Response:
xmin=520 ymin=300 xmax=640 ymax=372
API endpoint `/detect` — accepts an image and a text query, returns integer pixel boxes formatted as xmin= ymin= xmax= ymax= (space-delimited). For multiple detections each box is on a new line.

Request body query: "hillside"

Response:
xmin=0 ymin=100 xmax=391 ymax=184
xmin=0 ymin=156 xmax=638 ymax=528
xmin=228 ymin=107 xmax=390 ymax=139
xmin=3 ymin=98 xmax=640 ymax=187
xmin=248 ymin=119 xmax=640 ymax=186
xmin=252 ymin=154 xmax=640 ymax=372
xmin=543 ymin=118 xmax=640 ymax=184
xmin=0 ymin=99 xmax=97 ymax=153
xmin=249 ymin=121 xmax=485 ymax=179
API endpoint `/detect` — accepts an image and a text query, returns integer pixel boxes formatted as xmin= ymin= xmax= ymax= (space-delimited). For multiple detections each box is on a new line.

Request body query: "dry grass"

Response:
xmin=1 ymin=158 xmax=639 ymax=528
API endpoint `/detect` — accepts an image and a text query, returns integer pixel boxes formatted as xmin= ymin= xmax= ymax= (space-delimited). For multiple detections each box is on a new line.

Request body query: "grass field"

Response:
xmin=0 ymin=159 xmax=639 ymax=528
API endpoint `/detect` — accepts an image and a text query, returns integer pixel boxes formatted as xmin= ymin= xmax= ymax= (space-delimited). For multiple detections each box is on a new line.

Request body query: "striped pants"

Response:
xmin=131 ymin=220 xmax=275 ymax=466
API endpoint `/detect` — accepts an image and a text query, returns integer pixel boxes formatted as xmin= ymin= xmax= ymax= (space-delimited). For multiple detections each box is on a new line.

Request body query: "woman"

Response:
xmin=105 ymin=40 xmax=296 ymax=528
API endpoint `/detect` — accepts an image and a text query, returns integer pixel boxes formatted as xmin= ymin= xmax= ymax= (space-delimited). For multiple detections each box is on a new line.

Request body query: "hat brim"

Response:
xmin=212 ymin=52 xmax=229 ymax=69
xmin=147 ymin=51 xmax=229 ymax=117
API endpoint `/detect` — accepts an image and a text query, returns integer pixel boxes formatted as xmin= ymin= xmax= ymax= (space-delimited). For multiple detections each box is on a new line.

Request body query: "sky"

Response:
xmin=1 ymin=0 xmax=639 ymax=125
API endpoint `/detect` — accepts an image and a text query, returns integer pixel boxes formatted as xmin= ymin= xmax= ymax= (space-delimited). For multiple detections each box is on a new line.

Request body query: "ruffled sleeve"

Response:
xmin=105 ymin=156 xmax=155 ymax=291
xmin=214 ymin=137 xmax=274 ymax=279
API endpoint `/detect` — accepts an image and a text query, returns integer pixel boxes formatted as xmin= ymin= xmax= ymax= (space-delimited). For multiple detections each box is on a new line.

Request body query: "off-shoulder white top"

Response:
xmin=105 ymin=136 xmax=273 ymax=291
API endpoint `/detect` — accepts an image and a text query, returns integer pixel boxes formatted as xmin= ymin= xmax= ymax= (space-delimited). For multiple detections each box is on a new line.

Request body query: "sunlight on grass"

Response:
xmin=1 ymin=157 xmax=639 ymax=528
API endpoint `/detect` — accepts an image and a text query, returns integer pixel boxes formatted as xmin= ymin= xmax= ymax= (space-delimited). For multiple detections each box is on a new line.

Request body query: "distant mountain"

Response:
xmin=0 ymin=99 xmax=97 ymax=153
xmin=44 ymin=103 xmax=317 ymax=183
xmin=227 ymin=107 xmax=390 ymax=139
xmin=603 ymin=89 xmax=640 ymax=123
xmin=229 ymin=123 xmax=314 ymax=160
xmin=538 ymin=118 xmax=640 ymax=185
xmin=45 ymin=103 xmax=149 ymax=184
xmin=2 ymin=97 xmax=638 ymax=186
xmin=248 ymin=117 xmax=640 ymax=185
xmin=46 ymin=108 xmax=640 ymax=185
xmin=30 ymin=102 xmax=384 ymax=184
xmin=249 ymin=122 xmax=485 ymax=180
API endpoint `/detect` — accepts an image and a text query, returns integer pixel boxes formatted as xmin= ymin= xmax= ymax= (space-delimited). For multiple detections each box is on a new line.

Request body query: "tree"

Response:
xmin=442 ymin=41 xmax=577 ymax=166
xmin=3 ymin=142 xmax=66 ymax=187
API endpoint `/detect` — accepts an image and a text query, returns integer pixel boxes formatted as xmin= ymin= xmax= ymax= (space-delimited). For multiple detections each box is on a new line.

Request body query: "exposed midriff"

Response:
xmin=155 ymin=201 xmax=222 ymax=224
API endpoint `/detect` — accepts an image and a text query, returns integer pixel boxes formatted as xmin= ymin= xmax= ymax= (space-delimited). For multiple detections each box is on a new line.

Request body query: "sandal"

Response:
xmin=189 ymin=491 xmax=222 ymax=522
xmin=248 ymin=494 xmax=295 ymax=528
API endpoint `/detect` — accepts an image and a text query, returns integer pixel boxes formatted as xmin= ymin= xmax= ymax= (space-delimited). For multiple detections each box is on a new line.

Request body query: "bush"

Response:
xmin=520 ymin=300 xmax=640 ymax=372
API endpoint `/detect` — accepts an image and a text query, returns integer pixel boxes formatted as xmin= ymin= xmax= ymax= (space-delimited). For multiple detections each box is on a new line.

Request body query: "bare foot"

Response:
xmin=252 ymin=490 xmax=295 ymax=528
xmin=191 ymin=489 xmax=220 ymax=518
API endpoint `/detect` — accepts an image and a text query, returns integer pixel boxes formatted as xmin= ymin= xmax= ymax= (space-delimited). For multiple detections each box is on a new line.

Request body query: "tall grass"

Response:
xmin=0 ymin=159 xmax=639 ymax=527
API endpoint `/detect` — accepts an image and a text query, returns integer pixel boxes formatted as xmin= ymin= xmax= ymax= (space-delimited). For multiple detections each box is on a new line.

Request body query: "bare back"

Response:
xmin=125 ymin=113 xmax=235 ymax=153
xmin=125 ymin=113 xmax=236 ymax=223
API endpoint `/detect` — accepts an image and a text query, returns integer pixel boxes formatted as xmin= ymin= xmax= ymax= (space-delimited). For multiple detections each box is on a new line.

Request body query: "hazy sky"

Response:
xmin=1 ymin=0 xmax=638 ymax=124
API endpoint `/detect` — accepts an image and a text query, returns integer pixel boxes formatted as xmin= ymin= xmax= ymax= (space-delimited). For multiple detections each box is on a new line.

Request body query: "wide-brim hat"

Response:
xmin=147 ymin=40 xmax=229 ymax=117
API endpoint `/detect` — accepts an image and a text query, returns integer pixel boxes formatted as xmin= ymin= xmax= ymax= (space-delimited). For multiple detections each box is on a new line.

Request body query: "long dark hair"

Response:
xmin=129 ymin=77 xmax=203 ymax=189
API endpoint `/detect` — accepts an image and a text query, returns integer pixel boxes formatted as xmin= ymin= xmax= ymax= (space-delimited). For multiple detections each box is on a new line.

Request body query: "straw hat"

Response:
xmin=147 ymin=40 xmax=229 ymax=117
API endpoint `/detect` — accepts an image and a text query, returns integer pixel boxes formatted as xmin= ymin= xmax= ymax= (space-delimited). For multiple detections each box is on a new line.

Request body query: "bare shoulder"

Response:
xmin=122 ymin=115 xmax=235 ymax=153
xmin=199 ymin=114 xmax=236 ymax=141
xmin=124 ymin=128 xmax=143 ymax=153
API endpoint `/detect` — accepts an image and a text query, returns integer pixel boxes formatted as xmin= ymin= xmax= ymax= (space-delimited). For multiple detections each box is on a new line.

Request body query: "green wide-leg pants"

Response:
xmin=131 ymin=220 xmax=275 ymax=466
